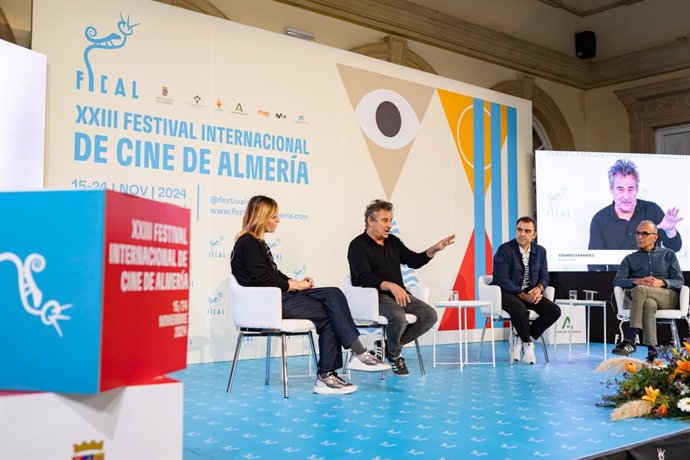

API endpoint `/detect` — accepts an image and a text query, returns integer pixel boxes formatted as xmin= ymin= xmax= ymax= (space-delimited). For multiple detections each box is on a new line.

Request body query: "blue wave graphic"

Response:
xmin=391 ymin=221 xmax=418 ymax=288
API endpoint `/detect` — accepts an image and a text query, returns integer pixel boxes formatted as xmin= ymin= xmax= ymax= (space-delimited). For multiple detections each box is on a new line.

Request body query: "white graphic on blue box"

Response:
xmin=1 ymin=252 xmax=72 ymax=337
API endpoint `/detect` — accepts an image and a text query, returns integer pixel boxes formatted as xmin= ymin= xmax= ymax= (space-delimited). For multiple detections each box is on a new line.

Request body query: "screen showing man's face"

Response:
xmin=610 ymin=173 xmax=638 ymax=215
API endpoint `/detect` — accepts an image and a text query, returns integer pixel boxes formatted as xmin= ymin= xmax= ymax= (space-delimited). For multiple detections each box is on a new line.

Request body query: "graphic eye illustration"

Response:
xmin=355 ymin=89 xmax=421 ymax=150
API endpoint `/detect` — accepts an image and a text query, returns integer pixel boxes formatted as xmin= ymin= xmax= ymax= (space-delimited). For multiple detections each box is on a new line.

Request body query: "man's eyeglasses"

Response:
xmin=635 ymin=231 xmax=657 ymax=237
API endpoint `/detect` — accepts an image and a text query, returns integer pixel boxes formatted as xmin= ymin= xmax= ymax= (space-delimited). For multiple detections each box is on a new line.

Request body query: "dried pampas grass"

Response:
xmin=595 ymin=357 xmax=650 ymax=373
xmin=611 ymin=400 xmax=653 ymax=420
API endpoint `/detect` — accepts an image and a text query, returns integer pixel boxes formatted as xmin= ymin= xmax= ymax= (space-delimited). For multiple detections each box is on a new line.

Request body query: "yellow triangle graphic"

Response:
xmin=437 ymin=89 xmax=508 ymax=194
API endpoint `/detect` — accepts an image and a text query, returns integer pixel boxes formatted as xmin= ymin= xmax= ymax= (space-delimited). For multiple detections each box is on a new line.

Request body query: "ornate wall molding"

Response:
xmin=537 ymin=0 xmax=644 ymax=17
xmin=273 ymin=0 xmax=690 ymax=90
xmin=350 ymin=35 xmax=436 ymax=73
xmin=615 ymin=77 xmax=690 ymax=152
xmin=493 ymin=75 xmax=575 ymax=151
xmin=156 ymin=0 xmax=228 ymax=19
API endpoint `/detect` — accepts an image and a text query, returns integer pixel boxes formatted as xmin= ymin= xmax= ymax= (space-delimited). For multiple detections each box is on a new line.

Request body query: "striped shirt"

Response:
xmin=519 ymin=244 xmax=531 ymax=290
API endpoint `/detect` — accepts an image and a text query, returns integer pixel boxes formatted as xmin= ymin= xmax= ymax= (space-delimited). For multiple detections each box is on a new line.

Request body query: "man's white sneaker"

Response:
xmin=521 ymin=341 xmax=536 ymax=365
xmin=347 ymin=351 xmax=391 ymax=372
xmin=511 ymin=335 xmax=523 ymax=362
xmin=313 ymin=372 xmax=358 ymax=395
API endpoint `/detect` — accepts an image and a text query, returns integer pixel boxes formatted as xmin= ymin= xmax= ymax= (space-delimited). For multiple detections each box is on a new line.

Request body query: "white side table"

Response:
xmin=554 ymin=299 xmax=608 ymax=361
xmin=432 ymin=300 xmax=494 ymax=371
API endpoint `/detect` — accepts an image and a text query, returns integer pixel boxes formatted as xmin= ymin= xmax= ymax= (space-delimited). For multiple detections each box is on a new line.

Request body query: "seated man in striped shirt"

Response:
xmin=612 ymin=220 xmax=684 ymax=361
xmin=491 ymin=216 xmax=561 ymax=365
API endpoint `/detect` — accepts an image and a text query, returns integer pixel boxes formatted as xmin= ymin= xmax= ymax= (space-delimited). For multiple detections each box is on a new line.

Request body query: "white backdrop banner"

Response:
xmin=0 ymin=39 xmax=46 ymax=190
xmin=33 ymin=0 xmax=533 ymax=364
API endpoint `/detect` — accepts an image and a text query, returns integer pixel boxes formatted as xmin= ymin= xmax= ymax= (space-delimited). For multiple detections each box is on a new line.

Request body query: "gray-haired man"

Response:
xmin=588 ymin=159 xmax=682 ymax=271
xmin=347 ymin=199 xmax=454 ymax=376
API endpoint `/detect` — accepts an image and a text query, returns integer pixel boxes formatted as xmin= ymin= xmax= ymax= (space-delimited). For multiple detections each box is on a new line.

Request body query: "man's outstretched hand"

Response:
xmin=426 ymin=234 xmax=456 ymax=257
xmin=658 ymin=207 xmax=683 ymax=237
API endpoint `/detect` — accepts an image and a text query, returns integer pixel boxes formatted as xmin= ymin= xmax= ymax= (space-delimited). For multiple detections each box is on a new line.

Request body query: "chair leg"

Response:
xmin=343 ymin=349 xmax=352 ymax=375
xmin=414 ymin=339 xmax=425 ymax=375
xmin=670 ymin=320 xmax=681 ymax=351
xmin=477 ymin=318 xmax=489 ymax=360
xmin=508 ymin=323 xmax=514 ymax=366
xmin=380 ymin=325 xmax=387 ymax=381
xmin=226 ymin=332 xmax=244 ymax=392
xmin=307 ymin=331 xmax=318 ymax=375
xmin=540 ymin=335 xmax=550 ymax=363
xmin=618 ymin=320 xmax=627 ymax=343
xmin=265 ymin=335 xmax=272 ymax=386
xmin=281 ymin=334 xmax=289 ymax=398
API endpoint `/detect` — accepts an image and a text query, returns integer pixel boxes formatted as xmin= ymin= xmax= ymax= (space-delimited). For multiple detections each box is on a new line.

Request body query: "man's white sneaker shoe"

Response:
xmin=313 ymin=372 xmax=358 ymax=395
xmin=521 ymin=341 xmax=536 ymax=365
xmin=347 ymin=351 xmax=391 ymax=372
xmin=511 ymin=335 xmax=523 ymax=362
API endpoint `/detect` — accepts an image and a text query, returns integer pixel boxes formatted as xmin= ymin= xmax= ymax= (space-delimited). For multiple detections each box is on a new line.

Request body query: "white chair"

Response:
xmin=613 ymin=285 xmax=690 ymax=350
xmin=343 ymin=276 xmax=427 ymax=375
xmin=477 ymin=275 xmax=553 ymax=363
xmin=226 ymin=274 xmax=318 ymax=398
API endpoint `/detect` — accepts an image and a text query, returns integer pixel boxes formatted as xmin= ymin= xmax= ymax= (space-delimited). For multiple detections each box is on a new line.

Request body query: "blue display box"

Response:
xmin=0 ymin=190 xmax=190 ymax=394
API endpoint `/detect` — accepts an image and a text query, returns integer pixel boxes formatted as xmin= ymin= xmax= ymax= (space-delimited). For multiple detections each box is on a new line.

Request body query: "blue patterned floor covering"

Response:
xmin=172 ymin=342 xmax=690 ymax=459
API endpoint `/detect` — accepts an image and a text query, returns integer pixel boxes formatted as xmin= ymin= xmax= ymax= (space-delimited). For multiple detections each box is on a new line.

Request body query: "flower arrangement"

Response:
xmin=597 ymin=342 xmax=690 ymax=420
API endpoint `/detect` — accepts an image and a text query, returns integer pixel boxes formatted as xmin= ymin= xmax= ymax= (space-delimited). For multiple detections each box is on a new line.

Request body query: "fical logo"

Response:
xmin=266 ymin=238 xmax=282 ymax=260
xmin=207 ymin=291 xmax=225 ymax=316
xmin=208 ymin=236 xmax=227 ymax=259
xmin=546 ymin=187 xmax=570 ymax=218
xmin=77 ymin=13 xmax=140 ymax=98
xmin=1 ymin=252 xmax=72 ymax=337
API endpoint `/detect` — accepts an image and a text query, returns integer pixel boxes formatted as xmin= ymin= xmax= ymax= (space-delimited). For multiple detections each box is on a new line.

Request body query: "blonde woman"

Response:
xmin=231 ymin=195 xmax=389 ymax=395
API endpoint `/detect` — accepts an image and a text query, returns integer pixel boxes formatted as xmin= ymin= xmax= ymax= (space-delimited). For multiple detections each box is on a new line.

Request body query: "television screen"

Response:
xmin=535 ymin=150 xmax=690 ymax=271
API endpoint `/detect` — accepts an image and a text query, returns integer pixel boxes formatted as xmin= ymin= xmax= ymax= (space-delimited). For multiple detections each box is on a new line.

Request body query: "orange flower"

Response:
xmin=642 ymin=386 xmax=660 ymax=404
xmin=683 ymin=341 xmax=690 ymax=354
xmin=650 ymin=358 xmax=665 ymax=369
xmin=625 ymin=361 xmax=637 ymax=374
xmin=676 ymin=360 xmax=690 ymax=376
xmin=657 ymin=403 xmax=668 ymax=417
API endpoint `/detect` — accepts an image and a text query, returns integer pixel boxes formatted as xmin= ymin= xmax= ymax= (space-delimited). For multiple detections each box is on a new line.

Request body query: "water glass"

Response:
xmin=568 ymin=290 xmax=577 ymax=301
xmin=451 ymin=290 xmax=459 ymax=302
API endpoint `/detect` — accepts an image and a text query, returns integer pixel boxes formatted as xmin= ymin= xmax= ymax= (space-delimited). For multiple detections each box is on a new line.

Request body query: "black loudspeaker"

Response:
xmin=575 ymin=31 xmax=596 ymax=59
